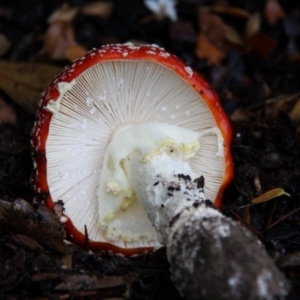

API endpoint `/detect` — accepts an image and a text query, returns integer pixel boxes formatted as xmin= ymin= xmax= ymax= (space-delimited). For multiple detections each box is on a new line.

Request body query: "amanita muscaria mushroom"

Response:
xmin=32 ymin=43 xmax=288 ymax=300
xmin=32 ymin=43 xmax=233 ymax=253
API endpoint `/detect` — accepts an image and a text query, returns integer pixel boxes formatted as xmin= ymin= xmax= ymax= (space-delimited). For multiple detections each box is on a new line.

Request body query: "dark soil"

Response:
xmin=1 ymin=0 xmax=300 ymax=299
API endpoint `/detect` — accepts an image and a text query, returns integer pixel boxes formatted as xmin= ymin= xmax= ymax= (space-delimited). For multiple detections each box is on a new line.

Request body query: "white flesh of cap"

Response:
xmin=46 ymin=60 xmax=225 ymax=249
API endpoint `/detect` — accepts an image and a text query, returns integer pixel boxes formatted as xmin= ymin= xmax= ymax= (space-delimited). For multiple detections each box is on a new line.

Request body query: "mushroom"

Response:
xmin=31 ymin=43 xmax=233 ymax=254
xmin=31 ymin=43 xmax=288 ymax=299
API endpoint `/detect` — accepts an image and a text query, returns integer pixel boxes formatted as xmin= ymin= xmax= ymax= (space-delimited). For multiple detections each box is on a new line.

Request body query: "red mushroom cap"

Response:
xmin=31 ymin=43 xmax=233 ymax=255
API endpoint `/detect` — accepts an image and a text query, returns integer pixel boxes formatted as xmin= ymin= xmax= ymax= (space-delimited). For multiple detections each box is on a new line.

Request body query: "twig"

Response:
xmin=265 ymin=206 xmax=300 ymax=230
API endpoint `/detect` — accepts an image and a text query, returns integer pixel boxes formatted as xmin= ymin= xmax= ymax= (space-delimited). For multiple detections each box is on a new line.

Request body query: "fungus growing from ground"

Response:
xmin=32 ymin=43 xmax=288 ymax=300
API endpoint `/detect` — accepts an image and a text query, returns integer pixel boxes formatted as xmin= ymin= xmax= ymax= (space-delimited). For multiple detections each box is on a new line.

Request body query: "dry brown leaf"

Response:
xmin=12 ymin=234 xmax=44 ymax=252
xmin=65 ymin=44 xmax=88 ymax=62
xmin=47 ymin=4 xmax=79 ymax=23
xmin=288 ymin=99 xmax=300 ymax=123
xmin=263 ymin=93 xmax=300 ymax=120
xmin=0 ymin=32 xmax=11 ymax=57
xmin=195 ymin=32 xmax=226 ymax=65
xmin=230 ymin=108 xmax=250 ymax=122
xmin=264 ymin=0 xmax=285 ymax=26
xmin=198 ymin=7 xmax=243 ymax=52
xmin=245 ymin=32 xmax=276 ymax=57
xmin=251 ymin=188 xmax=290 ymax=204
xmin=0 ymin=199 xmax=73 ymax=253
xmin=211 ymin=5 xmax=251 ymax=19
xmin=0 ymin=95 xmax=17 ymax=124
xmin=245 ymin=12 xmax=261 ymax=38
xmin=61 ymin=254 xmax=73 ymax=270
xmin=44 ymin=21 xmax=77 ymax=60
xmin=0 ymin=61 xmax=61 ymax=114
xmin=82 ymin=1 xmax=114 ymax=17
xmin=222 ymin=25 xmax=244 ymax=46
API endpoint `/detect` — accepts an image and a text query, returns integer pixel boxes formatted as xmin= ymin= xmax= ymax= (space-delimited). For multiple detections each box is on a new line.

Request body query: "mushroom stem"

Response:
xmin=126 ymin=150 xmax=206 ymax=244
xmin=126 ymin=151 xmax=289 ymax=300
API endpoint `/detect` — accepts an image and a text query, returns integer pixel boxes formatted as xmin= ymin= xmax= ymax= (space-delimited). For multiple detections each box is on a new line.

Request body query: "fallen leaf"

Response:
xmin=230 ymin=108 xmax=251 ymax=122
xmin=0 ymin=95 xmax=17 ymax=124
xmin=288 ymin=99 xmax=300 ymax=123
xmin=198 ymin=7 xmax=243 ymax=52
xmin=0 ymin=32 xmax=11 ymax=57
xmin=0 ymin=198 xmax=73 ymax=254
xmin=61 ymin=254 xmax=73 ymax=270
xmin=11 ymin=234 xmax=44 ymax=252
xmin=0 ymin=61 xmax=61 ymax=114
xmin=251 ymin=188 xmax=290 ymax=204
xmin=245 ymin=12 xmax=261 ymax=38
xmin=44 ymin=21 xmax=77 ymax=60
xmin=264 ymin=0 xmax=285 ymax=26
xmin=210 ymin=5 xmax=251 ymax=19
xmin=47 ymin=4 xmax=79 ymax=23
xmin=245 ymin=32 xmax=277 ymax=58
xmin=263 ymin=93 xmax=300 ymax=120
xmin=65 ymin=44 xmax=88 ymax=62
xmin=81 ymin=1 xmax=114 ymax=17
xmin=195 ymin=32 xmax=226 ymax=65
xmin=223 ymin=27 xmax=244 ymax=47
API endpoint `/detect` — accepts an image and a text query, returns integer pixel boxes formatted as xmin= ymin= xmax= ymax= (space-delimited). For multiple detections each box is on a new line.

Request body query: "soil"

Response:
xmin=0 ymin=0 xmax=300 ymax=299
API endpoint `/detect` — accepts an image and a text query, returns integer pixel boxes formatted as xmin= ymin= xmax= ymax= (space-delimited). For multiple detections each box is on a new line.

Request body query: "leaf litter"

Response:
xmin=0 ymin=61 xmax=61 ymax=114
xmin=0 ymin=0 xmax=300 ymax=299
